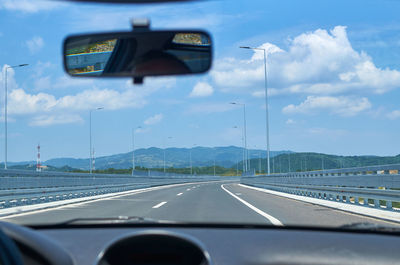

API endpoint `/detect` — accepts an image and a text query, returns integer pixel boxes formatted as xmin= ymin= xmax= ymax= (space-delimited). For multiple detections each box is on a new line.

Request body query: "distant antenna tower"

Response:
xmin=36 ymin=144 xmax=41 ymax=172
xmin=92 ymin=148 xmax=95 ymax=171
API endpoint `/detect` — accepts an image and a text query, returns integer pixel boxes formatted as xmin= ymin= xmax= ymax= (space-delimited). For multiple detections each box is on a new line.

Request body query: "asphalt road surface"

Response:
xmin=2 ymin=181 xmax=400 ymax=227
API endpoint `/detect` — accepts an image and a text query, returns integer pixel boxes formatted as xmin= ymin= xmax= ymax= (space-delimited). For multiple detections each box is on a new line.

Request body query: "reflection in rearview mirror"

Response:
xmin=63 ymin=31 xmax=212 ymax=78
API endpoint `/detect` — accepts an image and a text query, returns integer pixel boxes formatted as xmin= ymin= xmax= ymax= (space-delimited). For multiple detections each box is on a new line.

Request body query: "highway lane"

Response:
xmin=2 ymin=181 xmax=400 ymax=227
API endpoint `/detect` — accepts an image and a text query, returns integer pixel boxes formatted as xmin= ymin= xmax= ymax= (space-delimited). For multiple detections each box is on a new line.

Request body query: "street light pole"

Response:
xmin=89 ymin=107 xmax=103 ymax=174
xmin=190 ymin=144 xmax=196 ymax=176
xmin=3 ymin=64 xmax=28 ymax=169
xmin=132 ymin=126 xmax=142 ymax=176
xmin=233 ymin=126 xmax=245 ymax=174
xmin=230 ymin=102 xmax=248 ymax=172
xmin=164 ymin=136 xmax=172 ymax=174
xmin=240 ymin=46 xmax=270 ymax=175
xmin=213 ymin=148 xmax=216 ymax=177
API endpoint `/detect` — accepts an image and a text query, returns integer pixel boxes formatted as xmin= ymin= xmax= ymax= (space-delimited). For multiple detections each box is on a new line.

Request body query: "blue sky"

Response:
xmin=2 ymin=0 xmax=400 ymax=161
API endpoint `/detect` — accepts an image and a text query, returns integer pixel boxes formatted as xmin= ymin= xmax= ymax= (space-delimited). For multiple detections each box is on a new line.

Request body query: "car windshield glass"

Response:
xmin=1 ymin=0 xmax=400 ymax=229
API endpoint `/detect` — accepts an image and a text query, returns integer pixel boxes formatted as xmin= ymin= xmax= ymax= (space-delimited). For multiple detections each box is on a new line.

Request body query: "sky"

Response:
xmin=1 ymin=0 xmax=400 ymax=161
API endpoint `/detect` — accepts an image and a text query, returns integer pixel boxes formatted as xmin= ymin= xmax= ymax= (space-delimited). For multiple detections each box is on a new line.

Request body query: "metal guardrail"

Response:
xmin=0 ymin=169 xmax=229 ymax=209
xmin=241 ymin=164 xmax=400 ymax=211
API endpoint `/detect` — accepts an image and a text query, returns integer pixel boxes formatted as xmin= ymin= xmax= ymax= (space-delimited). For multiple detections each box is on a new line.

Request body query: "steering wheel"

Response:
xmin=0 ymin=228 xmax=23 ymax=265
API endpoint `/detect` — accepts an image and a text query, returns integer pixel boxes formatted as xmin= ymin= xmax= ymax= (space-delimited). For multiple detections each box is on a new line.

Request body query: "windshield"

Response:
xmin=1 ymin=0 xmax=400 ymax=230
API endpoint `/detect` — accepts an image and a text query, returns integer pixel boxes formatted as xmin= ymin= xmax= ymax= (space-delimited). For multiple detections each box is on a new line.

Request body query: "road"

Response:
xmin=2 ymin=181 xmax=400 ymax=227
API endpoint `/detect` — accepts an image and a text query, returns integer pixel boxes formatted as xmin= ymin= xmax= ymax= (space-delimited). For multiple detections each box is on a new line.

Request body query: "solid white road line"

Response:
xmin=221 ymin=184 xmax=283 ymax=226
xmin=177 ymin=193 xmax=183 ymax=196
xmin=238 ymin=184 xmax=400 ymax=224
xmin=152 ymin=201 xmax=167 ymax=209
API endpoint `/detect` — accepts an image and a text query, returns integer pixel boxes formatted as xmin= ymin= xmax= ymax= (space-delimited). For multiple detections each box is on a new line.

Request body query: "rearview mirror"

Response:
xmin=63 ymin=30 xmax=212 ymax=82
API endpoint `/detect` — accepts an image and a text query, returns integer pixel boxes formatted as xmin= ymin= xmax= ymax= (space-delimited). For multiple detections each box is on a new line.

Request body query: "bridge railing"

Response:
xmin=241 ymin=164 xmax=400 ymax=212
xmin=0 ymin=169 xmax=230 ymax=209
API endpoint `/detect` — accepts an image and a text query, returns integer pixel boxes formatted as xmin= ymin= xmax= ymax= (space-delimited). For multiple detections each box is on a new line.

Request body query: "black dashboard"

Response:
xmin=2 ymin=222 xmax=400 ymax=265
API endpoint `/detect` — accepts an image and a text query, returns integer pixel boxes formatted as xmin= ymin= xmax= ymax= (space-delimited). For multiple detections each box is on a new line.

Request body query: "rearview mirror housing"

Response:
xmin=63 ymin=30 xmax=212 ymax=83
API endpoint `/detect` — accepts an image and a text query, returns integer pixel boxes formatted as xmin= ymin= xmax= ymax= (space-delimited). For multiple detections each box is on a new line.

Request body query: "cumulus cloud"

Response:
xmin=34 ymin=76 xmax=51 ymax=91
xmin=282 ymin=96 xmax=371 ymax=116
xmin=189 ymin=82 xmax=214 ymax=97
xmin=8 ymin=87 xmax=149 ymax=116
xmin=307 ymin=127 xmax=348 ymax=137
xmin=286 ymin=119 xmax=296 ymax=125
xmin=387 ymin=110 xmax=400 ymax=120
xmin=144 ymin=114 xmax=163 ymax=125
xmin=30 ymin=114 xmax=83 ymax=127
xmin=188 ymin=102 xmax=236 ymax=114
xmin=0 ymin=0 xmax=61 ymax=13
xmin=26 ymin=36 xmax=44 ymax=54
xmin=1 ymin=64 xmax=175 ymax=126
xmin=213 ymin=26 xmax=400 ymax=96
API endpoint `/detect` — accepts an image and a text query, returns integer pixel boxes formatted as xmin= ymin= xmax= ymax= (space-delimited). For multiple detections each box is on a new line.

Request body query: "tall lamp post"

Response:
xmin=3 ymin=64 xmax=29 ymax=169
xmin=132 ymin=126 xmax=142 ymax=176
xmin=240 ymin=46 xmax=271 ymax=175
xmin=190 ymin=144 xmax=196 ymax=176
xmin=164 ymin=136 xmax=172 ymax=173
xmin=233 ymin=125 xmax=245 ymax=173
xmin=230 ymin=102 xmax=248 ymax=172
xmin=89 ymin=107 xmax=103 ymax=174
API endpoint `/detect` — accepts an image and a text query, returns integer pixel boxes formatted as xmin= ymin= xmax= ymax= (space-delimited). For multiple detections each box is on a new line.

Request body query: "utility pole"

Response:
xmin=89 ymin=107 xmax=103 ymax=174
xmin=132 ymin=126 xmax=141 ymax=176
xmin=4 ymin=64 xmax=28 ymax=169
xmin=240 ymin=46 xmax=271 ymax=174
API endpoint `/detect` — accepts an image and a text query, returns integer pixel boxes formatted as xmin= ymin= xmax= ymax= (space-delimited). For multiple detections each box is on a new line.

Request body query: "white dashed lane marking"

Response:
xmin=152 ymin=201 xmax=167 ymax=208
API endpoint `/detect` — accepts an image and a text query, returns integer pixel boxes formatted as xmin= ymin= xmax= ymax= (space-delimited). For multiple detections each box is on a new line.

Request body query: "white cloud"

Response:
xmin=213 ymin=26 xmax=400 ymax=96
xmin=26 ymin=36 xmax=44 ymax=54
xmin=286 ymin=119 xmax=296 ymax=125
xmin=0 ymin=0 xmax=61 ymax=13
xmin=188 ymin=102 xmax=236 ymax=114
xmin=8 ymin=87 xmax=150 ymax=116
xmin=307 ymin=127 xmax=348 ymax=137
xmin=144 ymin=114 xmax=163 ymax=125
xmin=387 ymin=110 xmax=400 ymax=120
xmin=189 ymin=82 xmax=214 ymax=97
xmin=282 ymin=96 xmax=371 ymax=116
xmin=7 ymin=87 xmax=149 ymax=126
xmin=29 ymin=114 xmax=83 ymax=127
xmin=34 ymin=76 xmax=51 ymax=91
xmin=32 ymin=61 xmax=52 ymax=78
xmin=1 ymin=69 xmax=175 ymax=126
xmin=135 ymin=127 xmax=150 ymax=134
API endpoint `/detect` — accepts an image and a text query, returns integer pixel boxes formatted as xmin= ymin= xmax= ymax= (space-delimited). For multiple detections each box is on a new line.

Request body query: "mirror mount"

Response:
xmin=132 ymin=18 xmax=150 ymax=84
xmin=131 ymin=18 xmax=151 ymax=31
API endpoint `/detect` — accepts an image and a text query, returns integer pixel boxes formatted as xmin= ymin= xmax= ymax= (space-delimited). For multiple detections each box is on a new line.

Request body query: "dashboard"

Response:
xmin=2 ymin=222 xmax=400 ymax=265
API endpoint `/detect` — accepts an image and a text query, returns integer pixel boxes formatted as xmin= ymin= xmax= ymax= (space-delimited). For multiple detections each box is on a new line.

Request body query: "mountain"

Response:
xmin=6 ymin=149 xmax=400 ymax=173
xmin=42 ymin=146 xmax=291 ymax=170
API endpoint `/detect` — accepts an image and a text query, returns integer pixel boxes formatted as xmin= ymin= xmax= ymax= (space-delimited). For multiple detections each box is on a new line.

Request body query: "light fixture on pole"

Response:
xmin=190 ymin=144 xmax=196 ymax=176
xmin=132 ymin=126 xmax=142 ymax=176
xmin=164 ymin=136 xmax=172 ymax=174
xmin=233 ymin=125 xmax=245 ymax=173
xmin=240 ymin=46 xmax=271 ymax=175
xmin=230 ymin=102 xmax=248 ymax=172
xmin=3 ymin=64 xmax=29 ymax=169
xmin=89 ymin=107 xmax=103 ymax=174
